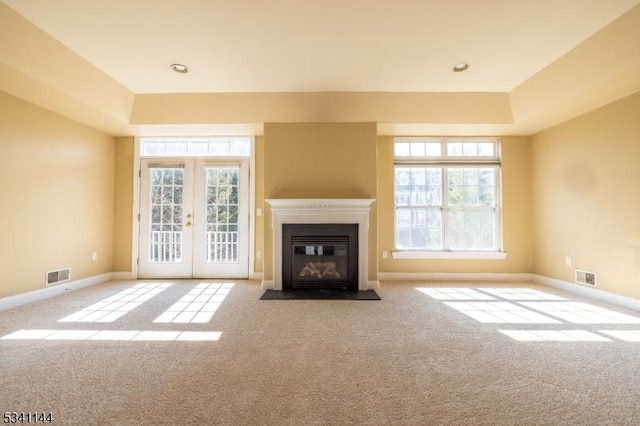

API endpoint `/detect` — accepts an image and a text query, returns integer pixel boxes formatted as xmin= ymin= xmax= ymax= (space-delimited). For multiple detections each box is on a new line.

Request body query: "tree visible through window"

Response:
xmin=394 ymin=139 xmax=501 ymax=252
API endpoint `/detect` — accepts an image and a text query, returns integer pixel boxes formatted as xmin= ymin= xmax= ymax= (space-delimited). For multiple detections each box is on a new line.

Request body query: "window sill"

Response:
xmin=392 ymin=251 xmax=507 ymax=260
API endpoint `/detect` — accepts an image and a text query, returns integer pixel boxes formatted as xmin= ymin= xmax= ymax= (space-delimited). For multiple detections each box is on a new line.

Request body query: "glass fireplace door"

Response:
xmin=283 ymin=224 xmax=358 ymax=290
xmin=293 ymin=239 xmax=349 ymax=283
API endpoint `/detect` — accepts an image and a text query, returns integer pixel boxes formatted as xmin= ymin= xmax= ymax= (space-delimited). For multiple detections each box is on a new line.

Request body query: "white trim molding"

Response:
xmin=533 ymin=274 xmax=640 ymax=313
xmin=0 ymin=272 xmax=113 ymax=313
xmin=378 ymin=272 xmax=533 ymax=282
xmin=392 ymin=251 xmax=507 ymax=260
xmin=112 ymin=272 xmax=135 ymax=280
xmin=367 ymin=280 xmax=381 ymax=290
xmin=267 ymin=199 xmax=376 ymax=211
xmin=261 ymin=280 xmax=275 ymax=290
xmin=266 ymin=198 xmax=375 ymax=291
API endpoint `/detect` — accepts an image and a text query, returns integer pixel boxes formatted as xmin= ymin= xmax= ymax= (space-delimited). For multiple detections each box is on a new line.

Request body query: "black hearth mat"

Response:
xmin=260 ymin=289 xmax=380 ymax=300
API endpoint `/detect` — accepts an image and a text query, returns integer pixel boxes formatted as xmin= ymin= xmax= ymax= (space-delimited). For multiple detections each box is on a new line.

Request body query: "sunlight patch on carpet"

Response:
xmin=480 ymin=288 xmax=567 ymax=301
xmin=416 ymin=286 xmax=640 ymax=342
xmin=519 ymin=302 xmax=640 ymax=324
xmin=444 ymin=301 xmax=562 ymax=324
xmin=153 ymin=283 xmax=233 ymax=323
xmin=598 ymin=330 xmax=640 ymax=341
xmin=58 ymin=283 xmax=172 ymax=323
xmin=499 ymin=329 xmax=611 ymax=342
xmin=416 ymin=287 xmax=496 ymax=300
xmin=0 ymin=329 xmax=222 ymax=342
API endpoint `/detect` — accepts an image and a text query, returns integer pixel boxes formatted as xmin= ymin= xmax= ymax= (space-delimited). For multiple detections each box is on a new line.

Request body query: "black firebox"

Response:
xmin=282 ymin=223 xmax=358 ymax=291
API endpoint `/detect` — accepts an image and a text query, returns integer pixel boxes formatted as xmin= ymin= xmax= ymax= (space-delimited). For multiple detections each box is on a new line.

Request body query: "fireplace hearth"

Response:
xmin=283 ymin=224 xmax=358 ymax=291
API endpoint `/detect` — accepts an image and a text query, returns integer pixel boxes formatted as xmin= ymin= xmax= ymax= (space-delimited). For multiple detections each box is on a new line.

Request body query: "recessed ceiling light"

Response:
xmin=170 ymin=63 xmax=189 ymax=74
xmin=453 ymin=62 xmax=470 ymax=72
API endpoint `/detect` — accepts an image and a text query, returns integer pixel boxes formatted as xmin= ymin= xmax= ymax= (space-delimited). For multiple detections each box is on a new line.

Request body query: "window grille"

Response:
xmin=140 ymin=137 xmax=250 ymax=157
xmin=394 ymin=138 xmax=501 ymax=252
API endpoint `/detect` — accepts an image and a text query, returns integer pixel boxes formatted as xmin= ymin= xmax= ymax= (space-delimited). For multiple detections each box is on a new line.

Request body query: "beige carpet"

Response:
xmin=1 ymin=280 xmax=640 ymax=425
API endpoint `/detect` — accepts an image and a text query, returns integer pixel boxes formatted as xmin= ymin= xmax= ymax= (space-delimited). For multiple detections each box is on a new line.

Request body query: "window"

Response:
xmin=393 ymin=138 xmax=502 ymax=258
xmin=140 ymin=137 xmax=251 ymax=157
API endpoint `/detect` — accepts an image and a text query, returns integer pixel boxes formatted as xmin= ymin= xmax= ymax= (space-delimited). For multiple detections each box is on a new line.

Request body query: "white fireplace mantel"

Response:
xmin=264 ymin=199 xmax=376 ymax=291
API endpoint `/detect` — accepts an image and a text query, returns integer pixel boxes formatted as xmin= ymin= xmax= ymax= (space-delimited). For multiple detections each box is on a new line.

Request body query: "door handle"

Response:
xmin=185 ymin=221 xmax=192 ymax=227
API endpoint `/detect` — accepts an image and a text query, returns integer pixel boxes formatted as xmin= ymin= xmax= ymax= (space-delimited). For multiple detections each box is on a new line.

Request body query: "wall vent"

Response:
xmin=46 ymin=268 xmax=71 ymax=286
xmin=575 ymin=269 xmax=596 ymax=286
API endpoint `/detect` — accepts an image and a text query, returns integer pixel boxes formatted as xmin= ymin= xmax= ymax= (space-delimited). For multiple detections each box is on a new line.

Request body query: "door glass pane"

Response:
xmin=148 ymin=168 xmax=184 ymax=262
xmin=205 ymin=166 xmax=240 ymax=263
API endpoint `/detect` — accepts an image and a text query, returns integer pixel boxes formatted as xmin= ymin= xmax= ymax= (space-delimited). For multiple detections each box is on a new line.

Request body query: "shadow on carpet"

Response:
xmin=260 ymin=289 xmax=381 ymax=300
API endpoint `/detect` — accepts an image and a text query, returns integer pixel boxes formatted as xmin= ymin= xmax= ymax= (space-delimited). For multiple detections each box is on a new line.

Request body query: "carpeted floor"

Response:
xmin=1 ymin=280 xmax=640 ymax=425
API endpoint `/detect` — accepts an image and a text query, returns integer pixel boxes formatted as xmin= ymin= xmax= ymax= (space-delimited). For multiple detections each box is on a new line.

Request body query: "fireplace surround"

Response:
xmin=264 ymin=199 xmax=375 ymax=291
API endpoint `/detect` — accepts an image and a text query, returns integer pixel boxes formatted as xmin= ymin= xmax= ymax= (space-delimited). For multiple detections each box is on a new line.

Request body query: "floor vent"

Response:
xmin=575 ymin=269 xmax=596 ymax=286
xmin=46 ymin=268 xmax=71 ymax=286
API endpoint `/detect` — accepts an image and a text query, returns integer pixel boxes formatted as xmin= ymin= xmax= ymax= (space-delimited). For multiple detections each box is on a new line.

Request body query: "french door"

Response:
xmin=138 ymin=158 xmax=249 ymax=278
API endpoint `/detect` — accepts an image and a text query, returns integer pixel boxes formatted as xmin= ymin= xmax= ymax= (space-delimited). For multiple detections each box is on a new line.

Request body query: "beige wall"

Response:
xmin=0 ymin=91 xmax=115 ymax=298
xmin=377 ymin=136 xmax=533 ymax=274
xmin=262 ymin=122 xmax=378 ymax=282
xmin=4 ymin=76 xmax=636 ymax=303
xmin=113 ymin=137 xmax=134 ymax=272
xmin=531 ymin=91 xmax=640 ymax=299
xmin=131 ymin=92 xmax=512 ymax=128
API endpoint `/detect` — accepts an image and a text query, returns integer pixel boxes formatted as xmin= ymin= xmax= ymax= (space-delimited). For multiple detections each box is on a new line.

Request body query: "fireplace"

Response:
xmin=283 ymin=224 xmax=358 ymax=291
xmin=264 ymin=199 xmax=376 ymax=291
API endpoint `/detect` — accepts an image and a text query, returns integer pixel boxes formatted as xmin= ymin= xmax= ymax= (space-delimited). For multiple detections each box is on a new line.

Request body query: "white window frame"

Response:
xmin=140 ymin=136 xmax=251 ymax=157
xmin=392 ymin=138 xmax=506 ymax=260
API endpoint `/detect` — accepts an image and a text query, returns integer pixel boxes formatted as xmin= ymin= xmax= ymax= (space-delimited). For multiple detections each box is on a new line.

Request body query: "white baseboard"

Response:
xmin=0 ymin=272 xmax=113 ymax=313
xmin=261 ymin=280 xmax=275 ymax=290
xmin=112 ymin=271 xmax=134 ymax=280
xmin=367 ymin=280 xmax=380 ymax=290
xmin=250 ymin=272 xmax=264 ymax=281
xmin=533 ymin=274 xmax=640 ymax=313
xmin=378 ymin=272 xmax=533 ymax=282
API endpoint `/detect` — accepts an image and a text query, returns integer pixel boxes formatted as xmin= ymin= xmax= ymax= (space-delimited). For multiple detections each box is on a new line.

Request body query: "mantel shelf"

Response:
xmin=266 ymin=199 xmax=375 ymax=211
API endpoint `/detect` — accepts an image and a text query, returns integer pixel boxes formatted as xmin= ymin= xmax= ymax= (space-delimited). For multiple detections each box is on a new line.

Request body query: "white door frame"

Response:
xmin=131 ymin=136 xmax=256 ymax=280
